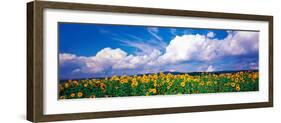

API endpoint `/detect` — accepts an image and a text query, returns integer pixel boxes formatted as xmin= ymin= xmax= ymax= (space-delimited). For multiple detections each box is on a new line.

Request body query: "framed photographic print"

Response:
xmin=27 ymin=0 xmax=273 ymax=122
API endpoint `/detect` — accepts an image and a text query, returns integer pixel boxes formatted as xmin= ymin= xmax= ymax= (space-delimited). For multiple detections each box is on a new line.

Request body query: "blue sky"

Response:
xmin=59 ymin=22 xmax=259 ymax=80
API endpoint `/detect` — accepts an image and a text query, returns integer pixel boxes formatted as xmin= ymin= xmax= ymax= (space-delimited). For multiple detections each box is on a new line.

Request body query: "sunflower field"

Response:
xmin=58 ymin=71 xmax=259 ymax=99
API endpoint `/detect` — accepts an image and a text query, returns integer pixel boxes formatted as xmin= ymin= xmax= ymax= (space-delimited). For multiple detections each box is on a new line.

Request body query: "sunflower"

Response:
xmin=236 ymin=84 xmax=241 ymax=91
xmin=120 ymin=78 xmax=128 ymax=84
xmin=64 ymin=83 xmax=69 ymax=88
xmin=180 ymin=82 xmax=185 ymax=87
xmin=73 ymin=81 xmax=79 ymax=86
xmin=84 ymin=83 xmax=88 ymax=88
xmin=149 ymin=88 xmax=157 ymax=94
xmin=77 ymin=92 xmax=83 ymax=97
xmin=153 ymin=80 xmax=157 ymax=87
xmin=167 ymin=86 xmax=171 ymax=90
xmin=231 ymin=82 xmax=236 ymax=87
xmin=131 ymin=78 xmax=138 ymax=88
xmin=168 ymin=81 xmax=173 ymax=86
xmin=100 ymin=83 xmax=106 ymax=92
xmin=70 ymin=93 xmax=75 ymax=97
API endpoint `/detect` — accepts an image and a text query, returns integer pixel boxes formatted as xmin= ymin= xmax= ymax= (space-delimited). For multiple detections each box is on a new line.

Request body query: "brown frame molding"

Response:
xmin=27 ymin=1 xmax=273 ymax=122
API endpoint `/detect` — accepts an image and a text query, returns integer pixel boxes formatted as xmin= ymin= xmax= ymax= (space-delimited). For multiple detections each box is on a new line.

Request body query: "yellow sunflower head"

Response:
xmin=180 ymin=82 xmax=185 ymax=87
xmin=84 ymin=83 xmax=88 ymax=88
xmin=236 ymin=84 xmax=241 ymax=91
xmin=64 ymin=83 xmax=69 ymax=88
xmin=70 ymin=93 xmax=75 ymax=97
xmin=231 ymin=82 xmax=236 ymax=87
xmin=77 ymin=92 xmax=83 ymax=97
xmin=100 ymin=83 xmax=106 ymax=92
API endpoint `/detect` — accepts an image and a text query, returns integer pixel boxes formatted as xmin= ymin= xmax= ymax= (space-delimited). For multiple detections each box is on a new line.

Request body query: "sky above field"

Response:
xmin=59 ymin=23 xmax=259 ymax=80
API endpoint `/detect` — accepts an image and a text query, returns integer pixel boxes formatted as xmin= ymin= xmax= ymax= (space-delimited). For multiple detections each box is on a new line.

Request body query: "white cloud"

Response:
xmin=80 ymin=48 xmax=128 ymax=73
xmin=114 ymin=31 xmax=167 ymax=54
xmin=207 ymin=32 xmax=215 ymax=38
xmin=206 ymin=65 xmax=215 ymax=72
xmin=60 ymin=48 xmax=161 ymax=74
xmin=147 ymin=27 xmax=163 ymax=41
xmin=113 ymin=49 xmax=161 ymax=69
xmin=119 ymin=40 xmax=162 ymax=55
xmin=157 ymin=34 xmax=209 ymax=64
xmin=221 ymin=31 xmax=259 ymax=55
xmin=59 ymin=53 xmax=77 ymax=64
xmin=156 ymin=31 xmax=258 ymax=64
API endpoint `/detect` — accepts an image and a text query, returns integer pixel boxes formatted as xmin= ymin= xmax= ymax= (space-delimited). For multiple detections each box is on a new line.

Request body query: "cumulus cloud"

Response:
xmin=157 ymin=34 xmax=208 ymax=64
xmin=221 ymin=31 xmax=258 ymax=55
xmin=81 ymin=48 xmax=128 ymax=73
xmin=60 ymin=48 xmax=161 ymax=74
xmin=156 ymin=31 xmax=258 ymax=65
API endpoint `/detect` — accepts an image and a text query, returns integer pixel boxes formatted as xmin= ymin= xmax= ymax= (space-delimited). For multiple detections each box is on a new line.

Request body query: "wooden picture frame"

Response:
xmin=27 ymin=1 xmax=273 ymax=122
